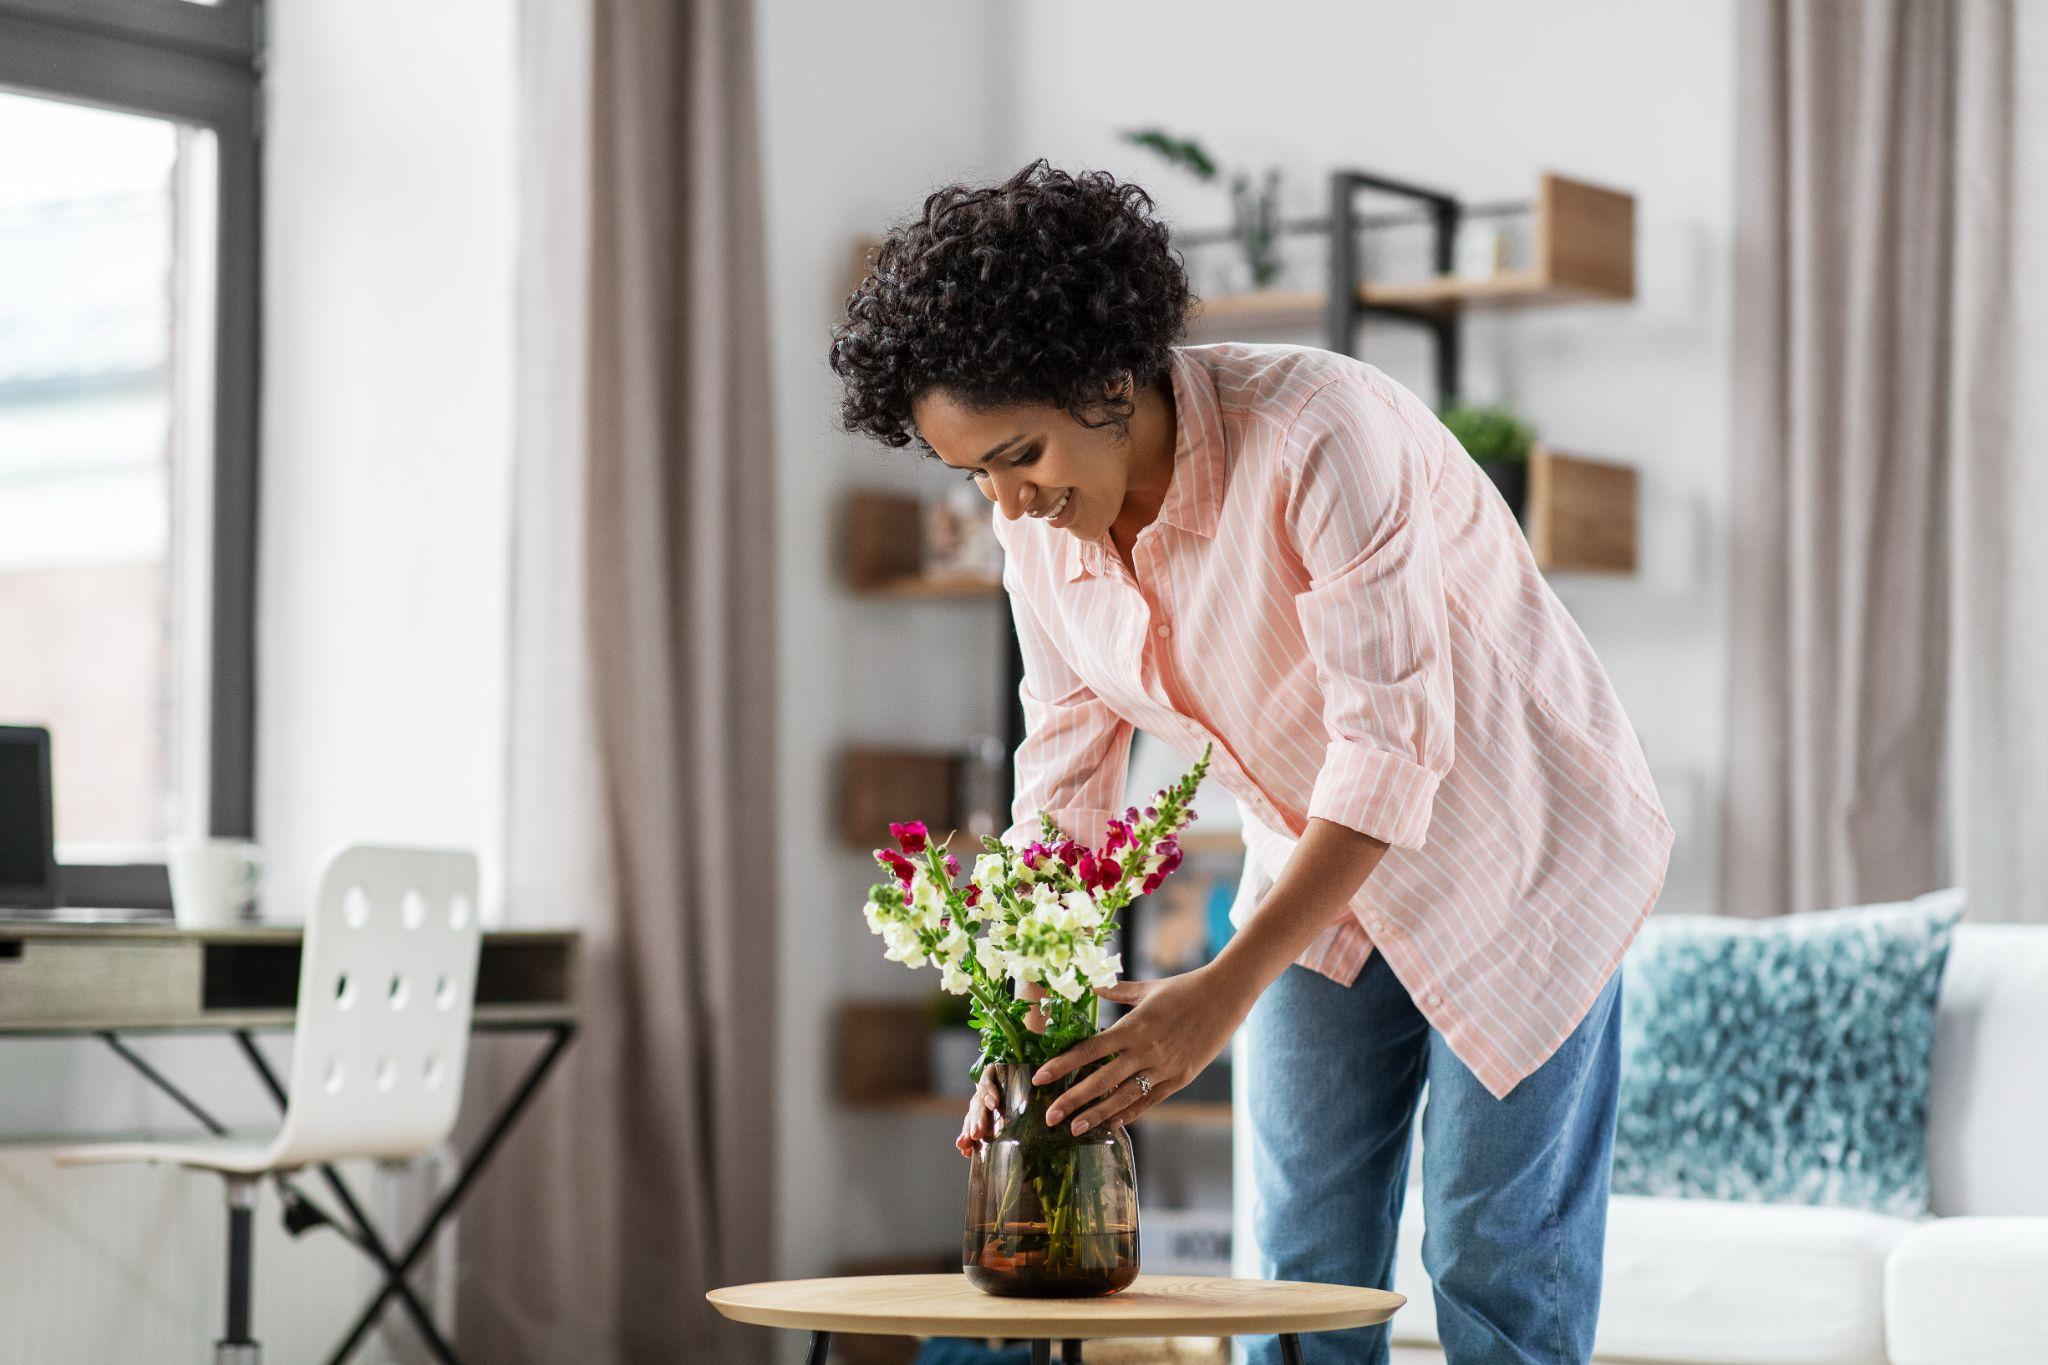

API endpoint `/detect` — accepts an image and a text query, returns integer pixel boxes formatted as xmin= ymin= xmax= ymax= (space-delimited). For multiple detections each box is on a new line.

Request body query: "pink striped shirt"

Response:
xmin=996 ymin=341 xmax=1674 ymax=1099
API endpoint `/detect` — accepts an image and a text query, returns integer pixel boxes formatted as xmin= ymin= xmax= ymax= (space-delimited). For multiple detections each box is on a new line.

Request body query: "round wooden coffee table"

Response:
xmin=706 ymin=1272 xmax=1404 ymax=1363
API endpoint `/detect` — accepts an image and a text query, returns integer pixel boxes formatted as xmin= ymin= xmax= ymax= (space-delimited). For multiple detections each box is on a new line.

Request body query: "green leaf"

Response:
xmin=1438 ymin=402 xmax=1535 ymax=464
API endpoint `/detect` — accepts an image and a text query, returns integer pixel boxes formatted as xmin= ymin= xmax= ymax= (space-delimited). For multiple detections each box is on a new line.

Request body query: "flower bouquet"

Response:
xmin=861 ymin=743 xmax=1212 ymax=1296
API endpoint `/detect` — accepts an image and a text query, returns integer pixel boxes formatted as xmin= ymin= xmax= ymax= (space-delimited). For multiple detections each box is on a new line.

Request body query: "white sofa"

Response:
xmin=1387 ymin=924 xmax=2048 ymax=1364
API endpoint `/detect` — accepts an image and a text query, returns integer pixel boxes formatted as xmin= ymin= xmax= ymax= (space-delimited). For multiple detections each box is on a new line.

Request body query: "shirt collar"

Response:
xmin=1065 ymin=347 xmax=1226 ymax=581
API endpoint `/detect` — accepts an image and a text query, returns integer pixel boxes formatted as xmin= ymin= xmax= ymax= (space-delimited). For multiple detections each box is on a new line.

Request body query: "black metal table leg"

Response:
xmin=99 ymin=1023 xmax=576 ymax=1365
xmin=103 ymin=1030 xmax=456 ymax=1358
xmin=1061 ymin=1340 xmax=1083 ymax=1363
xmin=1030 ymin=1340 xmax=1051 ymax=1365
xmin=1279 ymin=1332 xmax=1305 ymax=1364
xmin=322 ymin=1024 xmax=576 ymax=1365
xmin=805 ymin=1329 xmax=831 ymax=1365
xmin=231 ymin=1031 xmax=459 ymax=1363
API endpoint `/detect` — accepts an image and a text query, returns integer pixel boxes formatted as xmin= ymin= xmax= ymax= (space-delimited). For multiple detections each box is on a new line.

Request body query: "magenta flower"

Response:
xmin=1098 ymin=856 xmax=1123 ymax=887
xmin=1104 ymin=820 xmax=1133 ymax=854
xmin=943 ymin=852 xmax=960 ymax=878
xmin=963 ymin=884 xmax=982 ymax=907
xmin=889 ymin=820 xmax=928 ymax=853
xmin=876 ymin=848 xmax=917 ymax=885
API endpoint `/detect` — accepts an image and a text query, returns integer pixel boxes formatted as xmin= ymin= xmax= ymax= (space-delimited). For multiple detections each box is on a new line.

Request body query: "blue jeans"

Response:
xmin=1239 ymin=952 xmax=1623 ymax=1364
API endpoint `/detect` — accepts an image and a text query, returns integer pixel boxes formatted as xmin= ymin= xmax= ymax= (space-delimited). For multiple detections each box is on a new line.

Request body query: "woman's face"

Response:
xmin=911 ymin=385 xmax=1138 ymax=540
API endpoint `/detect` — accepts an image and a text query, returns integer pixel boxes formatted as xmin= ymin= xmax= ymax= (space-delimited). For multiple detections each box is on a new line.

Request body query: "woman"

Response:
xmin=830 ymin=160 xmax=1674 ymax=1365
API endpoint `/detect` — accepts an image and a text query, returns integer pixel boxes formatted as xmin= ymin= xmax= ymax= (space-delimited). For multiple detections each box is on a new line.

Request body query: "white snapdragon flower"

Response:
xmin=908 ymin=872 xmax=946 ymax=930
xmin=975 ymin=935 xmax=1009 ymax=976
xmin=879 ymin=921 xmax=925 ymax=967
xmin=973 ymin=852 xmax=1007 ymax=887
xmin=1045 ymin=967 xmax=1085 ymax=1002
xmin=1072 ymin=940 xmax=1122 ymax=990
xmin=1061 ymin=888 xmax=1104 ymax=930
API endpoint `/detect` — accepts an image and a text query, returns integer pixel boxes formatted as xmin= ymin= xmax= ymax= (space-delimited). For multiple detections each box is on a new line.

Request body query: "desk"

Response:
xmin=0 ymin=920 xmax=580 ymax=1365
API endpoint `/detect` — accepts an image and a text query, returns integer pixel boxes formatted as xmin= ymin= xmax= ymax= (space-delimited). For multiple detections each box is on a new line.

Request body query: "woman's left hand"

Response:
xmin=1035 ymin=962 xmax=1254 ymax=1135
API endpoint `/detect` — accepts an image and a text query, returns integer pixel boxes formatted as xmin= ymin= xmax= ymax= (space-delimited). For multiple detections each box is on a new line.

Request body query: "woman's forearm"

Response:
xmin=1205 ymin=817 xmax=1389 ymax=1010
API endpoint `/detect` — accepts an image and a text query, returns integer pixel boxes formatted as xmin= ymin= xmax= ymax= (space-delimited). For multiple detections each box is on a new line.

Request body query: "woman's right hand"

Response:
xmin=955 ymin=983 xmax=1052 ymax=1158
xmin=957 ymin=1063 xmax=1004 ymax=1157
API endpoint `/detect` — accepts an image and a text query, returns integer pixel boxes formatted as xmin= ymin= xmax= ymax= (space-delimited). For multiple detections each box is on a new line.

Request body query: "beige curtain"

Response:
xmin=454 ymin=0 xmax=780 ymax=1359
xmin=1724 ymin=0 xmax=2034 ymax=920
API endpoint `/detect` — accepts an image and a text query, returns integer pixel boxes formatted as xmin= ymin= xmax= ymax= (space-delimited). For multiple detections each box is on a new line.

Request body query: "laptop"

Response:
xmin=0 ymin=724 xmax=58 ymax=912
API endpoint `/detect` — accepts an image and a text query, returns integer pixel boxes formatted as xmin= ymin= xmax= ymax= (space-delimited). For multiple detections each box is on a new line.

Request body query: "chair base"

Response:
xmin=214 ymin=1343 xmax=260 ymax=1365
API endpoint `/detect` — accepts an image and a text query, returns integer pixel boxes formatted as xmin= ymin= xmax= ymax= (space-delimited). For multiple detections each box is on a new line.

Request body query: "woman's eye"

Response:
xmin=959 ymin=446 xmax=1039 ymax=483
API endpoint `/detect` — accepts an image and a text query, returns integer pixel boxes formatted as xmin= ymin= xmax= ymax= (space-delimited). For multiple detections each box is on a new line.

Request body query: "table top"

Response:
xmin=705 ymin=1273 xmax=1404 ymax=1339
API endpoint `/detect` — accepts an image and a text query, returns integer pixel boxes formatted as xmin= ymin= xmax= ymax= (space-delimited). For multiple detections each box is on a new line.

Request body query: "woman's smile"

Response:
xmin=1037 ymin=487 xmax=1076 ymax=528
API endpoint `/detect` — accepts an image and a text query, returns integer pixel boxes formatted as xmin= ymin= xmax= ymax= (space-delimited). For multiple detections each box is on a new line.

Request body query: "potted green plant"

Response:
xmin=1438 ymin=401 xmax=1535 ymax=519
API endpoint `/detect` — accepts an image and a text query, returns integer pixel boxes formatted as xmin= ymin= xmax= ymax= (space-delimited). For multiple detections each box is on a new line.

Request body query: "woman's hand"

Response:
xmin=953 ymin=980 xmax=1060 ymax=1157
xmin=956 ymin=1063 xmax=1005 ymax=1157
xmin=1036 ymin=963 xmax=1254 ymax=1136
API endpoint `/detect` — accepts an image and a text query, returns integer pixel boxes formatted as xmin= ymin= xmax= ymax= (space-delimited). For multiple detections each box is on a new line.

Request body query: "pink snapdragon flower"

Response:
xmin=889 ymin=820 xmax=928 ymax=853
xmin=875 ymin=848 xmax=917 ymax=885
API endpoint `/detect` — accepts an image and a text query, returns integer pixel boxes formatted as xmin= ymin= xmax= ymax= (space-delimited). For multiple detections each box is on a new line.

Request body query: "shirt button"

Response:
xmin=1424 ymin=991 xmax=1443 ymax=1008
xmin=1155 ymin=623 xmax=1171 ymax=638
xmin=1367 ymin=915 xmax=1387 ymax=934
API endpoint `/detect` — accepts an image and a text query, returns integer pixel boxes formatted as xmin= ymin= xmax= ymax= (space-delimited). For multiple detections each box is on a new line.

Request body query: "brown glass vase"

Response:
xmin=962 ymin=1061 xmax=1140 ymax=1297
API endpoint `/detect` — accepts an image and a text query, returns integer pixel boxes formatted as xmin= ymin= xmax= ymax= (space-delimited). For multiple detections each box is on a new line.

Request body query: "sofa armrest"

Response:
xmin=1885 ymin=1217 xmax=2048 ymax=1364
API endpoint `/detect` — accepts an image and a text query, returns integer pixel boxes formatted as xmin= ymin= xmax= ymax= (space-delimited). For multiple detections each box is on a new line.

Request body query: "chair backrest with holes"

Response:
xmin=272 ymin=844 xmax=483 ymax=1166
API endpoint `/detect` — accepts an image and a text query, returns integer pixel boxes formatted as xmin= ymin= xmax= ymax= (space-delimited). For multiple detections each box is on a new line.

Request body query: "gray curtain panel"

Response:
xmin=455 ymin=0 xmax=780 ymax=1359
xmin=1725 ymin=0 xmax=2036 ymax=920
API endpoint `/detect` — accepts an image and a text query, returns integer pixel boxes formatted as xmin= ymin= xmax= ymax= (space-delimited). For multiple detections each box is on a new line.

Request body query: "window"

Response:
xmin=0 ymin=0 xmax=259 ymax=909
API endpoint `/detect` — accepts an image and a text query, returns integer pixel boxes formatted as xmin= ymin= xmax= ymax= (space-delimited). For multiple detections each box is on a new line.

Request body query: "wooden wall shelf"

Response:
xmin=1191 ymin=172 xmax=1635 ymax=329
xmin=840 ymin=487 xmax=1004 ymax=599
xmin=1528 ymin=446 xmax=1638 ymax=574
xmin=836 ymin=746 xmax=965 ymax=849
xmin=856 ymin=570 xmax=1003 ymax=600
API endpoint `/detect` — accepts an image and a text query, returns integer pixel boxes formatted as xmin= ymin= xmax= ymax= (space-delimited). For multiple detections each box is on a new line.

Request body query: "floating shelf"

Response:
xmin=840 ymin=487 xmax=1004 ymax=600
xmin=856 ymin=570 xmax=1003 ymax=600
xmin=835 ymin=747 xmax=966 ymax=849
xmin=1528 ymin=446 xmax=1638 ymax=574
xmin=1192 ymin=171 xmax=1635 ymax=330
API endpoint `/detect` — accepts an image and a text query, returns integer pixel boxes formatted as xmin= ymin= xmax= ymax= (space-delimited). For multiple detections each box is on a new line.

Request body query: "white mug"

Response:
xmin=166 ymin=836 xmax=264 ymax=929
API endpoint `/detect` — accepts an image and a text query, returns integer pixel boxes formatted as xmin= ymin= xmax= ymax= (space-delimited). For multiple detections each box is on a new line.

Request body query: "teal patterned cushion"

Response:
xmin=1612 ymin=888 xmax=1966 ymax=1218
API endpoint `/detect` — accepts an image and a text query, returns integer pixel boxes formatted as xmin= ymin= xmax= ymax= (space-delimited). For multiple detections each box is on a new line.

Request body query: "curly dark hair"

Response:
xmin=829 ymin=158 xmax=1194 ymax=450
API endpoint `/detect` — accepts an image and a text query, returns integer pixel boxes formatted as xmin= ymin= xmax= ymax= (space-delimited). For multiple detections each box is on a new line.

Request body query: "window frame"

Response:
xmin=0 ymin=0 xmax=261 ymax=911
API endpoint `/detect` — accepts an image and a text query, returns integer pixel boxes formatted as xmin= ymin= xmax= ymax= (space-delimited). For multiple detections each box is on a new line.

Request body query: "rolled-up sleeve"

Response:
xmin=999 ymin=556 xmax=1134 ymax=850
xmin=1282 ymin=378 xmax=1456 ymax=850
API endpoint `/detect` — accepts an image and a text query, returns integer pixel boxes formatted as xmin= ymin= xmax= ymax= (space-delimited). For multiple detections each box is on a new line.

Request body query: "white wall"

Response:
xmin=0 ymin=3 xmax=518 ymax=1357
xmin=257 ymin=0 xmax=516 ymax=921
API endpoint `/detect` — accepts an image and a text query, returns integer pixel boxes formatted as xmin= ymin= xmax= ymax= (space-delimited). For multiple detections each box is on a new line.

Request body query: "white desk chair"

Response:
xmin=56 ymin=844 xmax=483 ymax=1365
